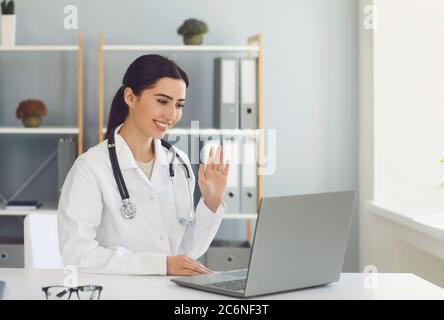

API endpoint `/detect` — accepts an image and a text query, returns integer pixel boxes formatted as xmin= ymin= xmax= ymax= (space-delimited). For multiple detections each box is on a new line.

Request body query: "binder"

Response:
xmin=214 ymin=58 xmax=239 ymax=129
xmin=240 ymin=134 xmax=258 ymax=214
xmin=223 ymin=137 xmax=241 ymax=213
xmin=201 ymin=137 xmax=241 ymax=213
xmin=57 ymin=138 xmax=76 ymax=196
xmin=239 ymin=58 xmax=258 ymax=129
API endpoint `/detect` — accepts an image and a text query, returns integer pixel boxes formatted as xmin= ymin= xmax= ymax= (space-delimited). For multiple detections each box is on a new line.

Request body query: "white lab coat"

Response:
xmin=57 ymin=124 xmax=225 ymax=275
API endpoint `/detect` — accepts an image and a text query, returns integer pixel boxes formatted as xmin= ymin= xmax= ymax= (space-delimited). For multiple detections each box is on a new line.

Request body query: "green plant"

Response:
xmin=177 ymin=18 xmax=208 ymax=36
xmin=1 ymin=0 xmax=14 ymax=15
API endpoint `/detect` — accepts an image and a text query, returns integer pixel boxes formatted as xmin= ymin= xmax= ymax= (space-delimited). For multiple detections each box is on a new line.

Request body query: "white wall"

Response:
xmin=359 ymin=0 xmax=444 ymax=287
xmin=373 ymin=0 xmax=444 ymax=208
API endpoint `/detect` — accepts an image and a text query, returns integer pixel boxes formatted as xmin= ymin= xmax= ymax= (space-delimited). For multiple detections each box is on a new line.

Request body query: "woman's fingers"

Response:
xmin=211 ymin=146 xmax=222 ymax=171
xmin=184 ymin=269 xmax=201 ymax=276
xmin=198 ymin=163 xmax=206 ymax=182
xmin=197 ymin=261 xmax=213 ymax=273
xmin=194 ymin=261 xmax=211 ymax=274
xmin=205 ymin=146 xmax=214 ymax=176
xmin=219 ymin=148 xmax=224 ymax=171
xmin=215 ymin=147 xmax=224 ymax=172
xmin=185 ymin=263 xmax=209 ymax=275
xmin=203 ymin=145 xmax=231 ymax=177
xmin=222 ymin=161 xmax=230 ymax=177
xmin=184 ymin=257 xmax=212 ymax=274
xmin=209 ymin=146 xmax=226 ymax=173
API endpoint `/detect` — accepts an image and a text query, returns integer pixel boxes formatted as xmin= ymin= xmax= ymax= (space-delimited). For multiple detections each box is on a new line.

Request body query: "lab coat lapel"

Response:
xmin=113 ymin=125 xmax=168 ymax=191
xmin=113 ymin=124 xmax=138 ymax=171
xmin=150 ymin=139 xmax=169 ymax=191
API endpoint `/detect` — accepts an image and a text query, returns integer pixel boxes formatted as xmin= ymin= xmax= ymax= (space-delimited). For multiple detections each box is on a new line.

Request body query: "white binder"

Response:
xmin=240 ymin=134 xmax=258 ymax=214
xmin=239 ymin=58 xmax=258 ymax=129
xmin=214 ymin=58 xmax=239 ymax=129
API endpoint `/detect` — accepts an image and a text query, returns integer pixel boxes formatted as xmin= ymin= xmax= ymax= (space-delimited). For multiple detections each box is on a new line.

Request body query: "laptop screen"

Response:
xmin=0 ymin=281 xmax=5 ymax=299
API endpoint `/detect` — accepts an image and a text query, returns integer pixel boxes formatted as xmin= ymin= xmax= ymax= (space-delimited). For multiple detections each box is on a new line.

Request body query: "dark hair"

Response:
xmin=106 ymin=54 xmax=189 ymax=139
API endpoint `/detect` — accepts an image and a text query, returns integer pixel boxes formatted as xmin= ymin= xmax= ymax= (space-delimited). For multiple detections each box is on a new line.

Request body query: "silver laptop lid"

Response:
xmin=0 ymin=281 xmax=5 ymax=299
xmin=244 ymin=191 xmax=355 ymax=297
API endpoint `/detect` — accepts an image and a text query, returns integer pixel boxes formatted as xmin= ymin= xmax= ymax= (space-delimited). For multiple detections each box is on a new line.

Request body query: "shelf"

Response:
xmin=223 ymin=213 xmax=258 ymax=220
xmin=102 ymin=127 xmax=259 ymax=136
xmin=167 ymin=128 xmax=259 ymax=136
xmin=0 ymin=45 xmax=79 ymax=52
xmin=103 ymin=45 xmax=260 ymax=52
xmin=0 ymin=127 xmax=79 ymax=135
xmin=0 ymin=33 xmax=84 ymax=154
xmin=0 ymin=202 xmax=58 ymax=216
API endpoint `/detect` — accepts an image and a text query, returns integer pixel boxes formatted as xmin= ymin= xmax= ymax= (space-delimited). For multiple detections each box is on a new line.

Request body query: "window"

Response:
xmin=373 ymin=0 xmax=444 ymax=212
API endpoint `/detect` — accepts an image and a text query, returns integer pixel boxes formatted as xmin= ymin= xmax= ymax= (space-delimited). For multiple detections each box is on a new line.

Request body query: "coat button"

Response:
xmin=149 ymin=195 xmax=154 ymax=200
xmin=159 ymin=235 xmax=165 ymax=240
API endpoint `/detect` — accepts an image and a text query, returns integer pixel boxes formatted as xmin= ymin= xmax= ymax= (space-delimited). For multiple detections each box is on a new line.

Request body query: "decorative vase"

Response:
xmin=0 ymin=14 xmax=16 ymax=47
xmin=22 ymin=115 xmax=41 ymax=128
xmin=183 ymin=34 xmax=203 ymax=45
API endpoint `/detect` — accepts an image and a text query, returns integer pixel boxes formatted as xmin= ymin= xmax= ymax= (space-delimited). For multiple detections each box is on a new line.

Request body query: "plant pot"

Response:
xmin=0 ymin=14 xmax=16 ymax=47
xmin=22 ymin=115 xmax=42 ymax=128
xmin=183 ymin=34 xmax=203 ymax=45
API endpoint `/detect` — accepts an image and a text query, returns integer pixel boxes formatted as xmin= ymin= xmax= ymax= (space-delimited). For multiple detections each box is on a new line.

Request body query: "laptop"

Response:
xmin=0 ymin=281 xmax=5 ymax=299
xmin=171 ymin=191 xmax=355 ymax=298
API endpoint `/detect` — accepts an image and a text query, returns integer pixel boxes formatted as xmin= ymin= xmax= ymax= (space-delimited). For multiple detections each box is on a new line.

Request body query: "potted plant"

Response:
xmin=1 ymin=0 xmax=15 ymax=46
xmin=177 ymin=18 xmax=208 ymax=45
xmin=16 ymin=99 xmax=48 ymax=128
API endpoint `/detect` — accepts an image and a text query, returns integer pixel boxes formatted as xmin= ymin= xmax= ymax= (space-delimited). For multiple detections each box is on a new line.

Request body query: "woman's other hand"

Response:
xmin=166 ymin=254 xmax=213 ymax=276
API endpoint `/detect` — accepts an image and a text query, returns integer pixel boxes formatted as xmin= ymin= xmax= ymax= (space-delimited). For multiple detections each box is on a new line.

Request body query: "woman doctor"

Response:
xmin=58 ymin=54 xmax=229 ymax=276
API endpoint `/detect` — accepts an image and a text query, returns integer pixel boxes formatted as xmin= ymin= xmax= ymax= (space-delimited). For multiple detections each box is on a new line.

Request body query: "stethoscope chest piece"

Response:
xmin=108 ymin=126 xmax=195 ymax=224
xmin=121 ymin=198 xmax=137 ymax=219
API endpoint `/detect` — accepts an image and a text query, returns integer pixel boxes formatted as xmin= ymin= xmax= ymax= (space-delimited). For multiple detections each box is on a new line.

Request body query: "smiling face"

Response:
xmin=123 ymin=77 xmax=187 ymax=139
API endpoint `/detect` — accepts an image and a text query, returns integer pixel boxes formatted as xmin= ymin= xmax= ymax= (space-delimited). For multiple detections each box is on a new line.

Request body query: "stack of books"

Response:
xmin=5 ymin=200 xmax=42 ymax=211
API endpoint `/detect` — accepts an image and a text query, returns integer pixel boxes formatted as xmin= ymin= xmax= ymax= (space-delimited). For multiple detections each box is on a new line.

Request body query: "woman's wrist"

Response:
xmin=203 ymin=197 xmax=222 ymax=213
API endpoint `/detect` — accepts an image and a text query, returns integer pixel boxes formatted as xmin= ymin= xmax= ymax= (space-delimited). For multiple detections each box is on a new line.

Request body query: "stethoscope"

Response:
xmin=107 ymin=127 xmax=195 ymax=226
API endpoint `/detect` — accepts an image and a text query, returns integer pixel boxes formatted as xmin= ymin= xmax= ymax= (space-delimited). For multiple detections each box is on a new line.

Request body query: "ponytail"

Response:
xmin=106 ymin=86 xmax=127 ymax=139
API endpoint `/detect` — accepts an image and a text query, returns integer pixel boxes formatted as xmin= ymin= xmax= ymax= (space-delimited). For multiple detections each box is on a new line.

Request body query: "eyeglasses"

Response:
xmin=42 ymin=285 xmax=103 ymax=300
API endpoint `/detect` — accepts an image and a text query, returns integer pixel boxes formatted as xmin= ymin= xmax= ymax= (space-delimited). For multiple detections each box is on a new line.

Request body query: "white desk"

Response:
xmin=0 ymin=269 xmax=443 ymax=300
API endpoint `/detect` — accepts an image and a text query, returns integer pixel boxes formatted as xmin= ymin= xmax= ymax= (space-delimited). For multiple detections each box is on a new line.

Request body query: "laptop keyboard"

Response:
xmin=208 ymin=279 xmax=247 ymax=291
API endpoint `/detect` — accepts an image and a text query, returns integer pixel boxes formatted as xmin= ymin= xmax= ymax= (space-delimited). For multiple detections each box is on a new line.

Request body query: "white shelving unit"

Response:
xmin=0 ymin=202 xmax=58 ymax=216
xmin=0 ymin=35 xmax=84 ymax=153
xmin=0 ymin=45 xmax=78 ymax=52
xmin=0 ymin=127 xmax=79 ymax=135
xmin=103 ymin=45 xmax=260 ymax=52
xmin=97 ymin=34 xmax=263 ymax=229
xmin=101 ymin=127 xmax=259 ymax=136
xmin=223 ymin=213 xmax=258 ymax=220
xmin=0 ymin=34 xmax=84 ymax=219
